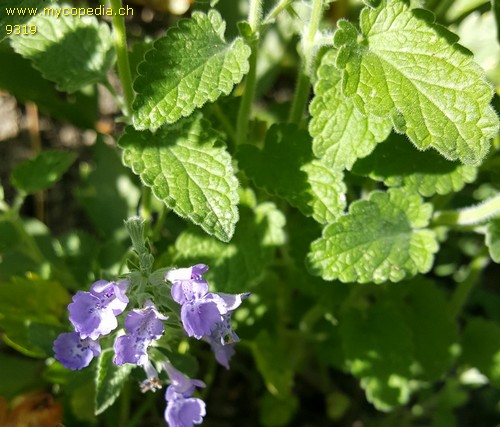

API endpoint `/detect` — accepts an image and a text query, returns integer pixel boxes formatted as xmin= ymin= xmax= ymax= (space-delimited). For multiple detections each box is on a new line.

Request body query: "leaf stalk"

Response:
xmin=236 ymin=0 xmax=263 ymax=145
xmin=433 ymin=193 xmax=500 ymax=227
xmin=110 ymin=0 xmax=134 ymax=117
xmin=288 ymin=0 xmax=324 ymax=124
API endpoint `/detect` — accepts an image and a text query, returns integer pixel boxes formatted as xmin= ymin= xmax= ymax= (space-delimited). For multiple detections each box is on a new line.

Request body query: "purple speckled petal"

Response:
xmin=53 ymin=332 xmax=101 ymax=370
xmin=180 ymin=299 xmax=222 ymax=339
xmin=68 ymin=292 xmax=118 ymax=340
xmin=166 ymin=265 xmax=209 ymax=304
xmin=113 ymin=335 xmax=148 ymax=366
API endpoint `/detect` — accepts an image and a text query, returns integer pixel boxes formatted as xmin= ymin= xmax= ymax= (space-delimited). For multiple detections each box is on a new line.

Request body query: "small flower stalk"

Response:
xmin=53 ymin=226 xmax=249 ymax=427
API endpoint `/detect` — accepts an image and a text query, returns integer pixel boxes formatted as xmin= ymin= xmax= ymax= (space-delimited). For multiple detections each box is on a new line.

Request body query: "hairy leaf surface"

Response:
xmin=308 ymin=188 xmax=438 ymax=283
xmin=133 ymin=9 xmax=251 ymax=131
xmin=119 ymin=114 xmax=239 ymax=242
xmin=309 ymin=50 xmax=391 ymax=170
xmin=333 ymin=0 xmax=499 ymax=165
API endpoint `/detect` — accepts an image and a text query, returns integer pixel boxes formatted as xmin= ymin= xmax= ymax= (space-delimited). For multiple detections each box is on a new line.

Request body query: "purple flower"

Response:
xmin=201 ymin=312 xmax=240 ymax=369
xmin=166 ymin=264 xmax=209 ymax=305
xmin=167 ymin=264 xmax=249 ymax=340
xmin=164 ymin=362 xmax=206 ymax=400
xmin=114 ymin=301 xmax=168 ymax=366
xmin=206 ymin=337 xmax=236 ymax=370
xmin=180 ymin=293 xmax=224 ymax=339
xmin=53 ymin=332 xmax=101 ymax=370
xmin=68 ymin=280 xmax=129 ymax=340
xmin=165 ymin=397 xmax=206 ymax=427
xmin=164 ymin=362 xmax=206 ymax=427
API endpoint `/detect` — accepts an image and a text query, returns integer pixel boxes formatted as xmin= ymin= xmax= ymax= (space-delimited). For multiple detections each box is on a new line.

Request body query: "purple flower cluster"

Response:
xmin=53 ymin=279 xmax=130 ymax=370
xmin=52 ymin=263 xmax=249 ymax=427
xmin=165 ymin=264 xmax=250 ymax=369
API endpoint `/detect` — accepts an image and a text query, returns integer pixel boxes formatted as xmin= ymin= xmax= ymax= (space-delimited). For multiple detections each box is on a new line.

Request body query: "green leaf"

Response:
xmin=10 ymin=10 xmax=115 ymax=93
xmin=77 ymin=137 xmax=140 ymax=239
xmin=486 ymin=219 xmax=500 ymax=262
xmin=174 ymin=198 xmax=286 ymax=292
xmin=340 ymin=297 xmax=414 ymax=410
xmin=132 ymin=9 xmax=251 ymax=131
xmin=307 ymin=188 xmax=438 ymax=283
xmin=309 ymin=49 xmax=391 ymax=170
xmin=352 ymin=134 xmax=477 ymax=197
xmin=11 ymin=150 xmax=77 ymax=194
xmin=390 ymin=278 xmax=457 ymax=381
xmin=94 ymin=349 xmax=133 ymax=415
xmin=238 ymin=124 xmax=346 ymax=224
xmin=0 ymin=354 xmax=43 ymax=399
xmin=333 ymin=0 xmax=499 ymax=165
xmin=0 ymin=44 xmax=98 ymax=129
xmin=0 ymin=0 xmax=42 ymax=42
xmin=119 ymin=114 xmax=239 ymax=242
xmin=0 ymin=276 xmax=70 ymax=357
xmin=260 ymin=392 xmax=298 ymax=427
xmin=252 ymin=331 xmax=295 ymax=396
xmin=461 ymin=318 xmax=500 ymax=387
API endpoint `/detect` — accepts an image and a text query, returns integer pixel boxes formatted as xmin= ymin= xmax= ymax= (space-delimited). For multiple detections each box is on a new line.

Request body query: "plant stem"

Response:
xmin=26 ymin=102 xmax=45 ymax=222
xmin=119 ymin=380 xmax=131 ymax=427
xmin=236 ymin=0 xmax=262 ymax=145
xmin=140 ymin=186 xmax=152 ymax=234
xmin=288 ymin=68 xmax=310 ymax=124
xmin=263 ymin=0 xmax=294 ymax=25
xmin=448 ymin=254 xmax=489 ymax=320
xmin=288 ymin=0 xmax=323 ymax=124
xmin=151 ymin=205 xmax=169 ymax=241
xmin=432 ymin=194 xmax=500 ymax=227
xmin=110 ymin=0 xmax=134 ymax=117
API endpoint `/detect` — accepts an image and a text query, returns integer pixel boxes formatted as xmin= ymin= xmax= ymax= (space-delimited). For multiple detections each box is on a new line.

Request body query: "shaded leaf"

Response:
xmin=11 ymin=11 xmax=115 ymax=92
xmin=174 ymin=199 xmax=285 ymax=292
xmin=11 ymin=150 xmax=76 ymax=194
xmin=238 ymin=124 xmax=346 ymax=224
xmin=352 ymin=134 xmax=477 ymax=197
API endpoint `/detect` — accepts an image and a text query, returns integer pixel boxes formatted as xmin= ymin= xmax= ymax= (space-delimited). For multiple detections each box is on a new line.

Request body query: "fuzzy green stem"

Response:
xmin=248 ymin=0 xmax=263 ymax=31
xmin=432 ymin=194 xmax=500 ymax=227
xmin=263 ymin=0 xmax=294 ymax=25
xmin=110 ymin=0 xmax=134 ymax=116
xmin=288 ymin=0 xmax=323 ymax=124
xmin=236 ymin=0 xmax=262 ymax=145
xmin=448 ymin=255 xmax=489 ymax=320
